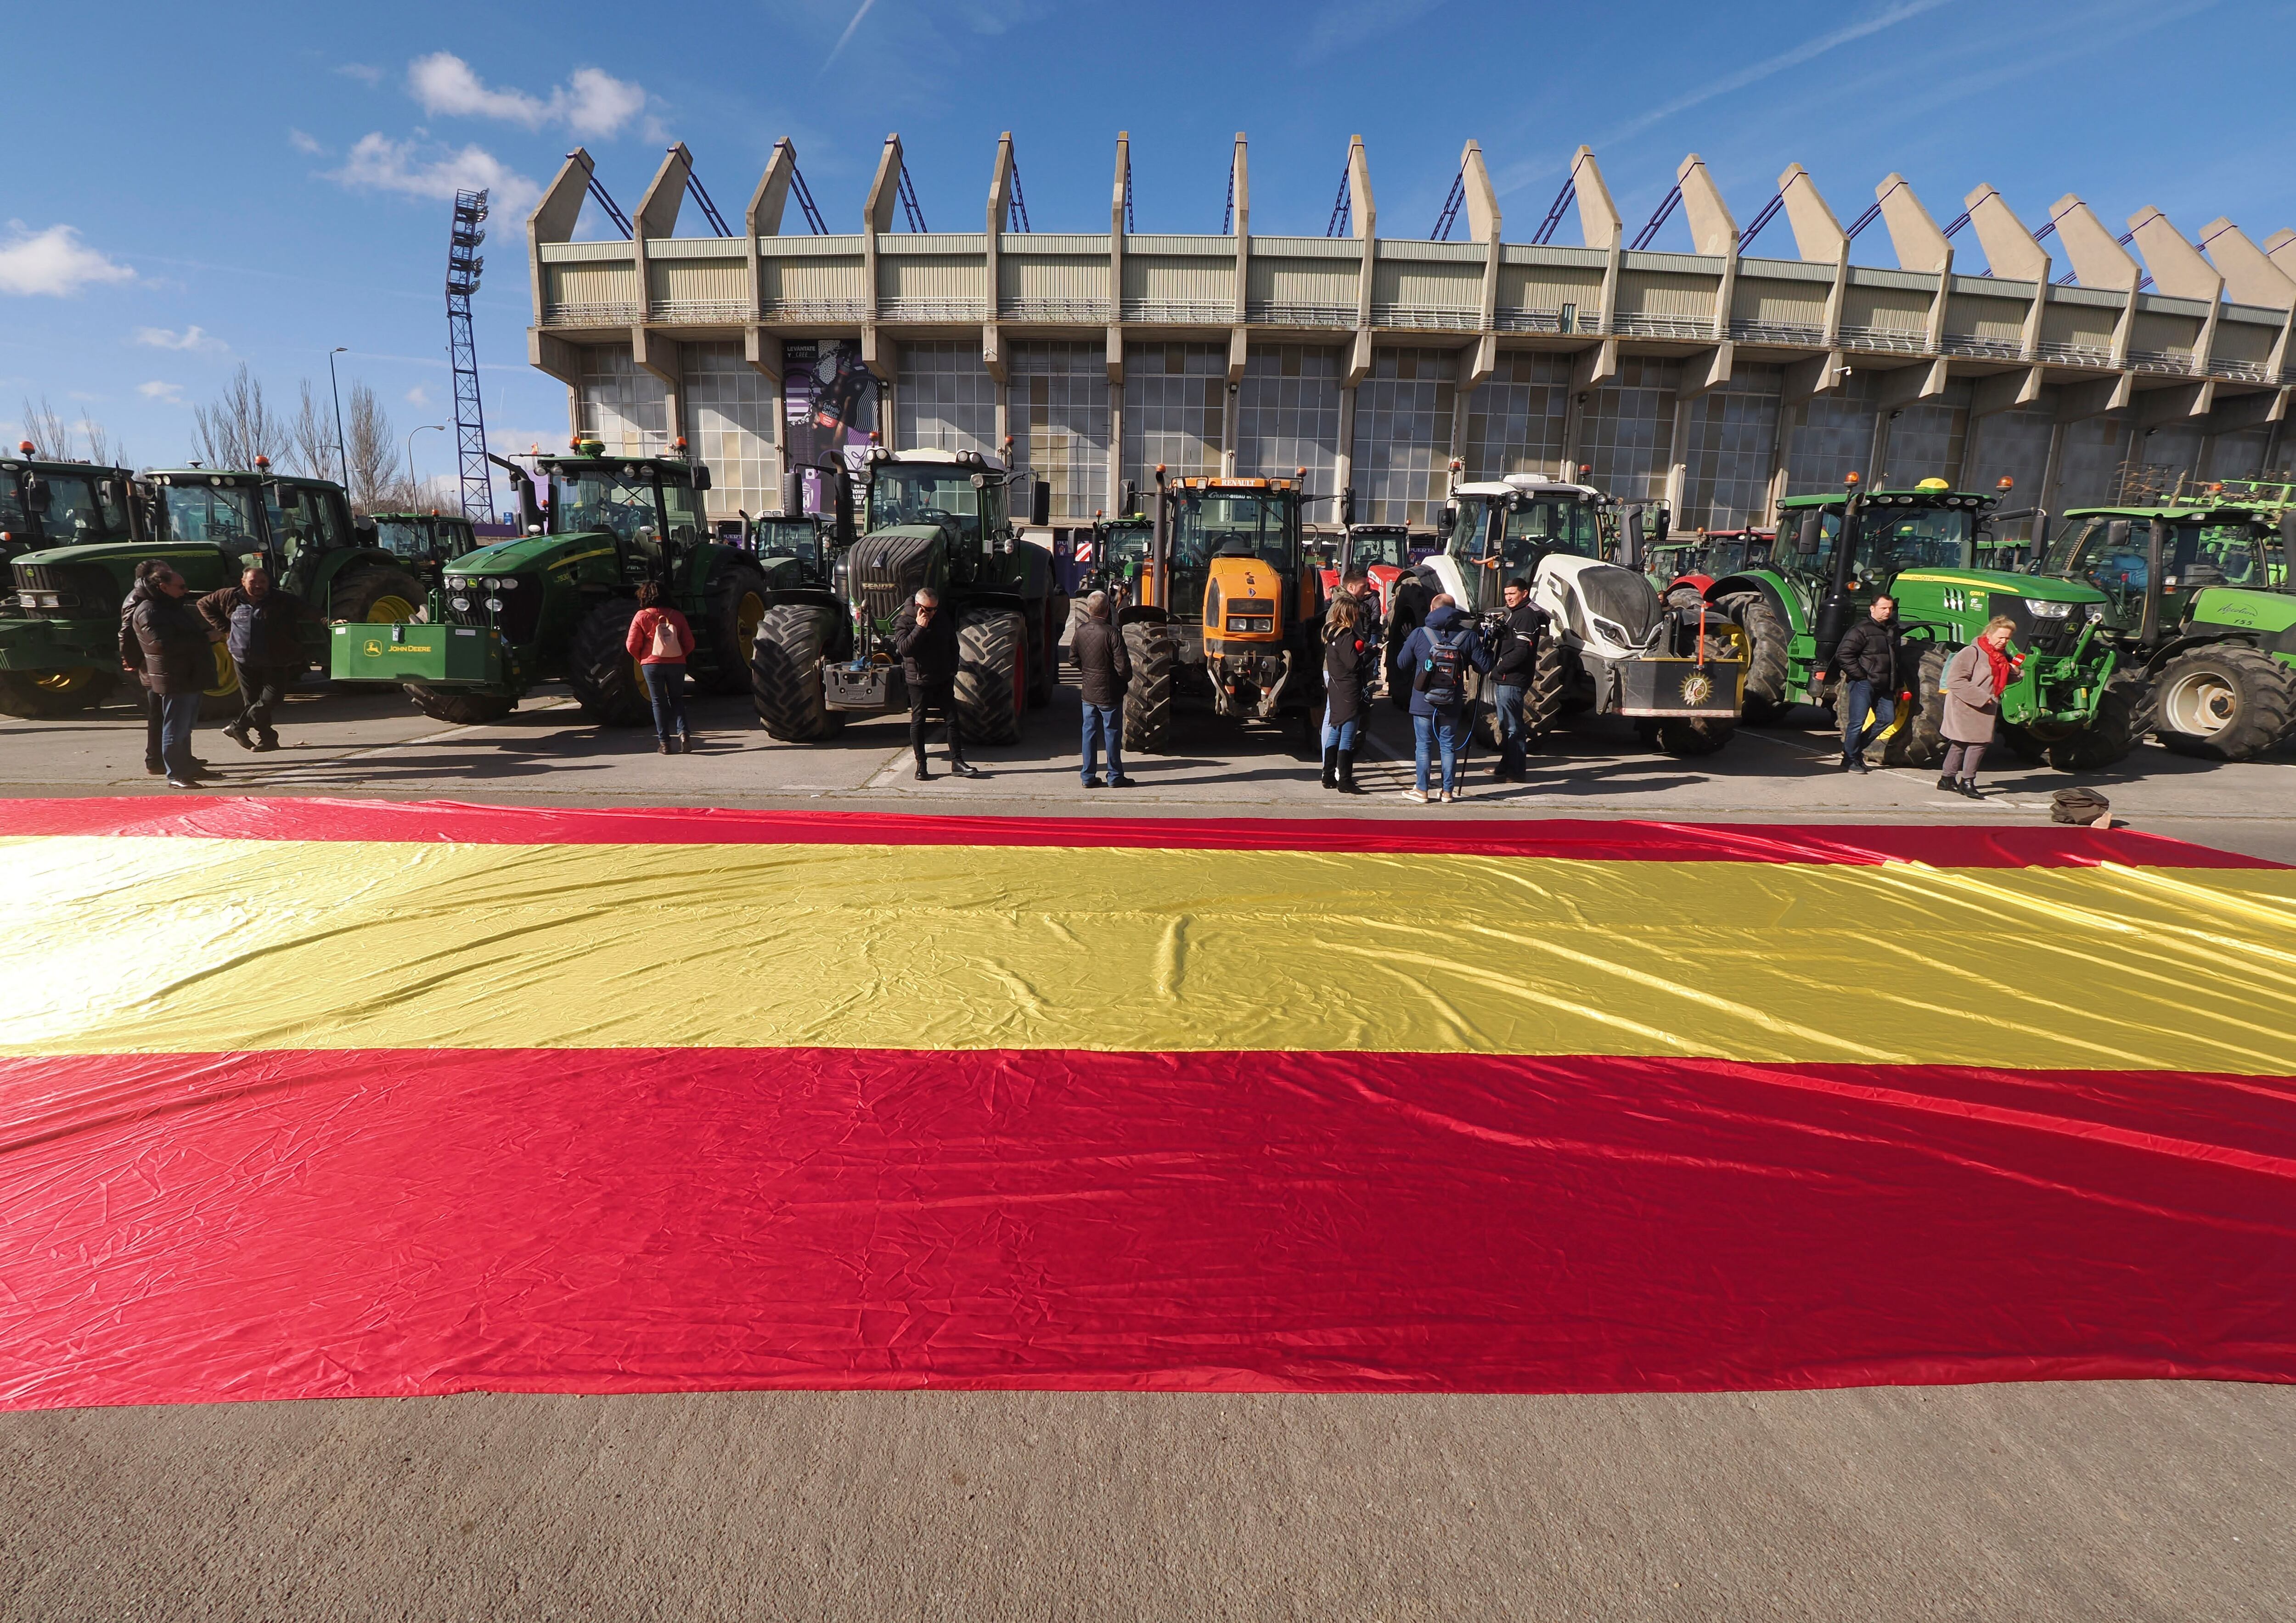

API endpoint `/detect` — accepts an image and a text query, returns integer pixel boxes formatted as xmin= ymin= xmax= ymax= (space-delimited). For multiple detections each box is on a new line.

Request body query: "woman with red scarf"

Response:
xmin=1938 ymin=616 xmax=2019 ymax=797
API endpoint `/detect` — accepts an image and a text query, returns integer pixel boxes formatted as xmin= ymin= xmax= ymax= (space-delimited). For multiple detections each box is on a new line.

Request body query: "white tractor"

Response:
xmin=1424 ymin=474 xmax=1747 ymax=757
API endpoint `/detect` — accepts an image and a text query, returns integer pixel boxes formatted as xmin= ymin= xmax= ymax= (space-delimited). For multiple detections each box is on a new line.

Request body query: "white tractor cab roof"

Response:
xmin=1449 ymin=476 xmax=1605 ymax=503
xmin=870 ymin=446 xmax=1007 ymax=474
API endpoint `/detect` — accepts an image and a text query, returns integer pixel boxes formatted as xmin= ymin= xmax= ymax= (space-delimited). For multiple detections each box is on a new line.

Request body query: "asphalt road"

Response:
xmin=4 ymin=676 xmax=2293 ymax=1620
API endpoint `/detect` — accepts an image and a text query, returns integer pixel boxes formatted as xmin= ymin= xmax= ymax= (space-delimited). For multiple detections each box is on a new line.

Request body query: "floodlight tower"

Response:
xmin=445 ymin=190 xmax=495 ymax=522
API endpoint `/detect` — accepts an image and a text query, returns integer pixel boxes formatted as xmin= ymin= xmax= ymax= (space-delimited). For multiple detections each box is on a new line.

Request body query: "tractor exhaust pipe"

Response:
xmin=1811 ymin=473 xmax=1866 ymax=679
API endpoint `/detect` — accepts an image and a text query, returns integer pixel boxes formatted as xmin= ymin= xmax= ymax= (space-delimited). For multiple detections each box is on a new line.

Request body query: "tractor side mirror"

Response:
xmin=24 ymin=475 xmax=49 ymax=514
xmin=2106 ymin=520 xmax=2133 ymax=551
xmin=2279 ymin=512 xmax=2296 ymax=555
xmin=1649 ymin=505 xmax=1670 ymax=546
xmin=690 ymin=467 xmax=712 ymax=491
xmin=1031 ymin=477 xmax=1051 ymax=528
xmin=1794 ymin=514 xmax=1822 ymax=554
xmin=1620 ymin=505 xmax=1647 ymax=570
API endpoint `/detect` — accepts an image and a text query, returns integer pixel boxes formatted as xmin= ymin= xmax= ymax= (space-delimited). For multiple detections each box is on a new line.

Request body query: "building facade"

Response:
xmin=526 ymin=134 xmax=2296 ymax=535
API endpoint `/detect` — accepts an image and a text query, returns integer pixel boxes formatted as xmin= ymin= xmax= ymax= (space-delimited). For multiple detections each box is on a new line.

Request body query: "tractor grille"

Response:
xmin=1572 ymin=565 xmax=1662 ymax=644
xmin=850 ymin=533 xmax=938 ymax=626
xmin=12 ymin=561 xmax=118 ymax=619
xmin=444 ymin=575 xmax=544 ymax=645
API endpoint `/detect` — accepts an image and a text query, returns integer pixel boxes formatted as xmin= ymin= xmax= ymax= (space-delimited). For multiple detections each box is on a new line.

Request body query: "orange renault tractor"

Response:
xmin=1118 ymin=466 xmax=1325 ymax=751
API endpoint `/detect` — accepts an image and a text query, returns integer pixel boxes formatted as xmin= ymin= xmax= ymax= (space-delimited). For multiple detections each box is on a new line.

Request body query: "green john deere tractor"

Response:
xmin=1703 ymin=476 xmax=2130 ymax=769
xmin=741 ymin=511 xmax=833 ymax=592
xmin=0 ymin=451 xmax=143 ymax=715
xmin=747 ymin=444 xmax=1061 ymax=743
xmin=365 ymin=509 xmax=482 ymax=585
xmin=1063 ymin=496 xmax=1151 ymax=649
xmin=332 ymin=441 xmax=768 ymax=727
xmin=2031 ymin=494 xmax=2296 ymax=762
xmin=1 ymin=461 xmax=422 ymax=720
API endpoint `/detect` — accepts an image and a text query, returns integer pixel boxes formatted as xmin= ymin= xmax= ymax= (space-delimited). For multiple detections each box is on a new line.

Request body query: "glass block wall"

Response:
xmin=1784 ymin=373 xmax=1879 ymax=494
xmin=1008 ymin=343 xmax=1109 ymax=521
xmin=683 ymin=342 xmax=778 ymax=522
xmin=1465 ymin=351 xmax=1569 ymax=482
xmin=1351 ymin=347 xmax=1457 ymax=525
xmin=1579 ymin=357 xmax=1680 ymax=502
xmin=1881 ymin=391 xmax=1969 ymax=489
xmin=575 ymin=348 xmax=668 ymax=455
xmin=1122 ymin=343 xmax=1226 ymax=495
xmin=1237 ymin=345 xmax=1343 ymax=523
xmin=897 ymin=341 xmax=997 ymax=456
xmin=1963 ymin=407 xmax=2053 ymax=537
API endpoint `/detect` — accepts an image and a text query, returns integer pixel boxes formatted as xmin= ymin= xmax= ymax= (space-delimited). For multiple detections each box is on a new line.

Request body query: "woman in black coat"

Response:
xmin=1321 ymin=595 xmax=1373 ymax=794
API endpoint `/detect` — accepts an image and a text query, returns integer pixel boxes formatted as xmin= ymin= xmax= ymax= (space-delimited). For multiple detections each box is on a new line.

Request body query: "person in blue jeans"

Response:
xmin=1396 ymin=594 xmax=1491 ymax=803
xmin=1828 ymin=595 xmax=1903 ymax=774
xmin=1070 ymin=590 xmax=1134 ymax=788
xmin=1485 ymin=577 xmax=1549 ymax=781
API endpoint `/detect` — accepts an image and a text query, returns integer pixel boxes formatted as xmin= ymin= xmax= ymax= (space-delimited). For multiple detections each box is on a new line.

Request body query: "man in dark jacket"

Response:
xmin=1485 ymin=577 xmax=1551 ymax=782
xmin=128 ymin=560 xmax=222 ymax=788
xmin=1396 ymin=595 xmax=1492 ymax=803
xmin=118 ymin=567 xmax=195 ymax=777
xmin=196 ymin=566 xmax=320 ymax=751
xmin=1383 ymin=569 xmax=1434 ymax=708
xmin=1070 ymin=590 xmax=1134 ymax=788
xmin=893 ymin=586 xmax=979 ymax=781
xmin=1828 ymin=595 xmax=1904 ymax=773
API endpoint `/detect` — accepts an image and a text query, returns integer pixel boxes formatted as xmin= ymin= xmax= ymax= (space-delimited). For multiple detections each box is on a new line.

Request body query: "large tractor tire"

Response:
xmin=1122 ymin=621 xmax=1175 ymax=753
xmin=2153 ymin=645 xmax=2296 ymax=763
xmin=699 ymin=562 xmax=771 ymax=696
xmin=0 ymin=666 xmax=118 ymax=719
xmin=1030 ymin=592 xmax=1064 ymax=709
xmin=567 ymin=597 xmax=652 ymax=727
xmin=749 ymin=602 xmax=844 ymax=742
xmin=955 ymin=606 xmax=1026 ymax=746
xmin=408 ymin=687 xmax=516 ymax=727
xmin=1653 ymin=716 xmax=1736 ymax=757
xmin=195 ymin=640 xmax=243 ymax=722
xmin=1525 ymin=638 xmax=1571 ymax=738
xmin=1899 ymin=646 xmax=1951 ymax=769
xmin=331 ymin=565 xmax=425 ymax=626
xmin=2037 ymin=673 xmax=2149 ymax=772
xmin=1717 ymin=591 xmax=1791 ymax=724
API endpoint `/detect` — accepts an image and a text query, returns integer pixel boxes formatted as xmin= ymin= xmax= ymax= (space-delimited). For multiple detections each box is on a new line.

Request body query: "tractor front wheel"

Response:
xmin=1525 ymin=638 xmax=1571 ymax=739
xmin=567 ymin=598 xmax=652 ymax=727
xmin=1717 ymin=591 xmax=1790 ymax=724
xmin=749 ymin=603 xmax=844 ymax=742
xmin=1121 ymin=621 xmax=1175 ymax=753
xmin=701 ymin=562 xmax=771 ymax=696
xmin=1652 ymin=716 xmax=1735 ymax=757
xmin=0 ymin=666 xmax=118 ymax=719
xmin=331 ymin=565 xmax=425 ymax=626
xmin=2040 ymin=673 xmax=2149 ymax=771
xmin=1899 ymin=646 xmax=1951 ymax=769
xmin=2153 ymin=645 xmax=2296 ymax=763
xmin=955 ymin=607 xmax=1025 ymax=745
xmin=408 ymin=687 xmax=517 ymax=727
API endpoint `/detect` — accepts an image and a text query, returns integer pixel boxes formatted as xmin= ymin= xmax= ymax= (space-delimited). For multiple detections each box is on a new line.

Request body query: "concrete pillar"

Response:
xmin=1665 ymin=395 xmax=1693 ymax=517
xmin=1336 ymin=385 xmax=1356 ymax=520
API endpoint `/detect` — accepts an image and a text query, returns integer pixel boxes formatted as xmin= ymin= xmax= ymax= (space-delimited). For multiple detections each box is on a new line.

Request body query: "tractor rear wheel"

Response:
xmin=1122 ymin=621 xmax=1176 ymax=753
xmin=1717 ymin=591 xmax=1790 ymax=724
xmin=1900 ymin=646 xmax=1951 ymax=769
xmin=955 ymin=607 xmax=1025 ymax=745
xmin=567 ymin=598 xmax=652 ymax=727
xmin=331 ymin=565 xmax=425 ymax=626
xmin=0 ymin=666 xmax=118 ymax=719
xmin=700 ymin=562 xmax=771 ymax=696
xmin=1653 ymin=716 xmax=1735 ymax=757
xmin=749 ymin=603 xmax=844 ymax=741
xmin=408 ymin=687 xmax=516 ymax=726
xmin=2040 ymin=672 xmax=2149 ymax=771
xmin=1525 ymin=638 xmax=1570 ymax=738
xmin=2153 ymin=645 xmax=2296 ymax=763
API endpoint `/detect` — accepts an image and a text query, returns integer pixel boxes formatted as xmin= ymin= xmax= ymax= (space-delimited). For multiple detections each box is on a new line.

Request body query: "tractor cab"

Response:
xmin=0 ymin=449 xmax=137 ymax=566
xmin=2036 ymin=505 xmax=2279 ymax=639
xmin=536 ymin=439 xmax=712 ymax=578
xmin=1772 ymin=480 xmax=1991 ymax=606
xmin=368 ymin=511 xmax=481 ymax=581
xmin=742 ymin=512 xmax=827 ymax=591
xmin=1334 ymin=523 xmax=1412 ymax=617
xmin=1439 ymin=479 xmax=1608 ymax=616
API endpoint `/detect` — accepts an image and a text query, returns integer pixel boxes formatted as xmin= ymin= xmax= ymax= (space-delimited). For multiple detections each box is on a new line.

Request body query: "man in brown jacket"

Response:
xmin=1071 ymin=590 xmax=1134 ymax=788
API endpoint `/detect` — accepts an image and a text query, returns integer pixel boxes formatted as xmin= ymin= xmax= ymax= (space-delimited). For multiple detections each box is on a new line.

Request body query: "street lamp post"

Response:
xmin=327 ymin=347 xmax=350 ymax=494
xmin=407 ymin=424 xmax=447 ymax=507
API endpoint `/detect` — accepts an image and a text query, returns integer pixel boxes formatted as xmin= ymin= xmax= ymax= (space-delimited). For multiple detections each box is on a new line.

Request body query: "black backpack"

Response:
xmin=1415 ymin=624 xmax=1471 ymax=707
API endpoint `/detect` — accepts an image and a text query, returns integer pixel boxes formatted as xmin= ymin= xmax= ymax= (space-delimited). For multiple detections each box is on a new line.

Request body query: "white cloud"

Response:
xmin=821 ymin=0 xmax=878 ymax=74
xmin=329 ymin=133 xmax=540 ymax=213
xmin=289 ymin=128 xmax=325 ymax=155
xmin=134 ymin=324 xmax=227 ymax=354
xmin=407 ymin=52 xmax=647 ymax=139
xmin=139 ymin=381 xmax=187 ymax=404
xmin=0 ymin=223 xmax=136 ymax=298
xmin=337 ymin=63 xmax=383 ymax=84
xmin=1306 ymin=0 xmax=1441 ymax=56
xmin=406 ymin=385 xmax=432 ymax=406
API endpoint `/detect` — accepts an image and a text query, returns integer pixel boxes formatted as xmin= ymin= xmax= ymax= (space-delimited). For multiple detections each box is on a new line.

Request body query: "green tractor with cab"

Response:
xmin=748 ymin=443 xmax=1061 ymax=743
xmin=364 ymin=509 xmax=482 ymax=585
xmin=1701 ymin=476 xmax=2133 ymax=770
xmin=1 ymin=460 xmax=421 ymax=719
xmin=739 ymin=510 xmax=833 ymax=593
xmin=331 ymin=440 xmax=768 ymax=727
xmin=1063 ymin=497 xmax=1151 ymax=649
xmin=2031 ymin=492 xmax=2296 ymax=762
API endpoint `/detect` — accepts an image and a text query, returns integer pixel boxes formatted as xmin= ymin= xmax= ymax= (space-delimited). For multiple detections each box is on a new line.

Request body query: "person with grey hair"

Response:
xmin=893 ymin=585 xmax=977 ymax=780
xmin=1071 ymin=588 xmax=1133 ymax=787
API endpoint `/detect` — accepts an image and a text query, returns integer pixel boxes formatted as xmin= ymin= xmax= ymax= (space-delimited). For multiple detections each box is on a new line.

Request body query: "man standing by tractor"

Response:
xmin=1071 ymin=590 xmax=1134 ymax=790
xmin=1828 ymin=595 xmax=1905 ymax=775
xmin=895 ymin=587 xmax=981 ymax=781
xmin=197 ymin=566 xmax=320 ymax=753
xmin=1486 ymin=577 xmax=1550 ymax=783
xmin=126 ymin=562 xmax=220 ymax=789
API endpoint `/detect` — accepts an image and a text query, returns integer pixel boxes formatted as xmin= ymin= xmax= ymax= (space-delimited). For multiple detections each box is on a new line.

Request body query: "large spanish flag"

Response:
xmin=2 ymin=797 xmax=2292 ymax=1408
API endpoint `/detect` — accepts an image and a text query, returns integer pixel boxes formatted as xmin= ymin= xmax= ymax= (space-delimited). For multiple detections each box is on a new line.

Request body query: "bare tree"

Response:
xmin=288 ymin=382 xmax=337 ymax=481
xmin=193 ymin=365 xmax=285 ymax=470
xmin=343 ymin=379 xmax=406 ymax=511
xmin=79 ymin=418 xmax=121 ymax=469
xmin=18 ymin=397 xmax=70 ymax=459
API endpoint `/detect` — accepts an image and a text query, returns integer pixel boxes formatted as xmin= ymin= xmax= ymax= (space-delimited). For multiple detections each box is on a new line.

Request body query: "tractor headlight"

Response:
xmin=1591 ymin=614 xmax=1632 ymax=646
xmin=499 ymin=577 xmax=518 ymax=590
xmin=2023 ymin=598 xmax=2074 ymax=618
xmin=449 ymin=595 xmax=471 ymax=612
xmin=484 ymin=597 xmax=505 ymax=613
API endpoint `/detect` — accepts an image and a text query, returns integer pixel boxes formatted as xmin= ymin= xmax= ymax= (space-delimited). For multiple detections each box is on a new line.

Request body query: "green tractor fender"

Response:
xmin=1705 ymin=569 xmax=1805 ymax=633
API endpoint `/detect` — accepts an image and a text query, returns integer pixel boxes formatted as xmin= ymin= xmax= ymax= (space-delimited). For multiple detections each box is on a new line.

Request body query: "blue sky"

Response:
xmin=2 ymin=0 xmax=2289 ymax=494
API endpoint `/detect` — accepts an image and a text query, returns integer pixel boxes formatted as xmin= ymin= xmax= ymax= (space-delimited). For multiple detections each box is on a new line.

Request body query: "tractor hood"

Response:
xmin=1542 ymin=555 xmax=1664 ymax=651
xmin=1894 ymin=565 xmax=2106 ymax=606
xmin=442 ymin=529 xmax=618 ymax=578
xmin=11 ymin=539 xmax=220 ymax=571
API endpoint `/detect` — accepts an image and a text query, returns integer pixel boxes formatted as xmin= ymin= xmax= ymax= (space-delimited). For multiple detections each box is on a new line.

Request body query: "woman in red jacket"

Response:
xmin=625 ymin=581 xmax=697 ymax=753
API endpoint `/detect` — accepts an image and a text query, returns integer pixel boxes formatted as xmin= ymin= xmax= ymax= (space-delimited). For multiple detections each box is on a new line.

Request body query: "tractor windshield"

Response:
xmin=371 ymin=519 xmax=437 ymax=560
xmin=1102 ymin=523 xmax=1151 ymax=564
xmin=869 ymin=466 xmax=993 ymax=546
xmin=1497 ymin=497 xmax=1602 ymax=570
xmin=18 ymin=472 xmax=121 ymax=546
xmin=1347 ymin=530 xmax=1412 ymax=570
xmin=751 ymin=519 xmax=818 ymax=562
xmin=2040 ymin=514 xmax=2269 ymax=630
xmin=264 ymin=483 xmax=348 ymax=562
xmin=1853 ymin=503 xmax=1974 ymax=578
xmin=1173 ymin=492 xmax=1294 ymax=571
xmin=156 ymin=484 xmax=264 ymax=547
xmin=551 ymin=469 xmax=701 ymax=548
